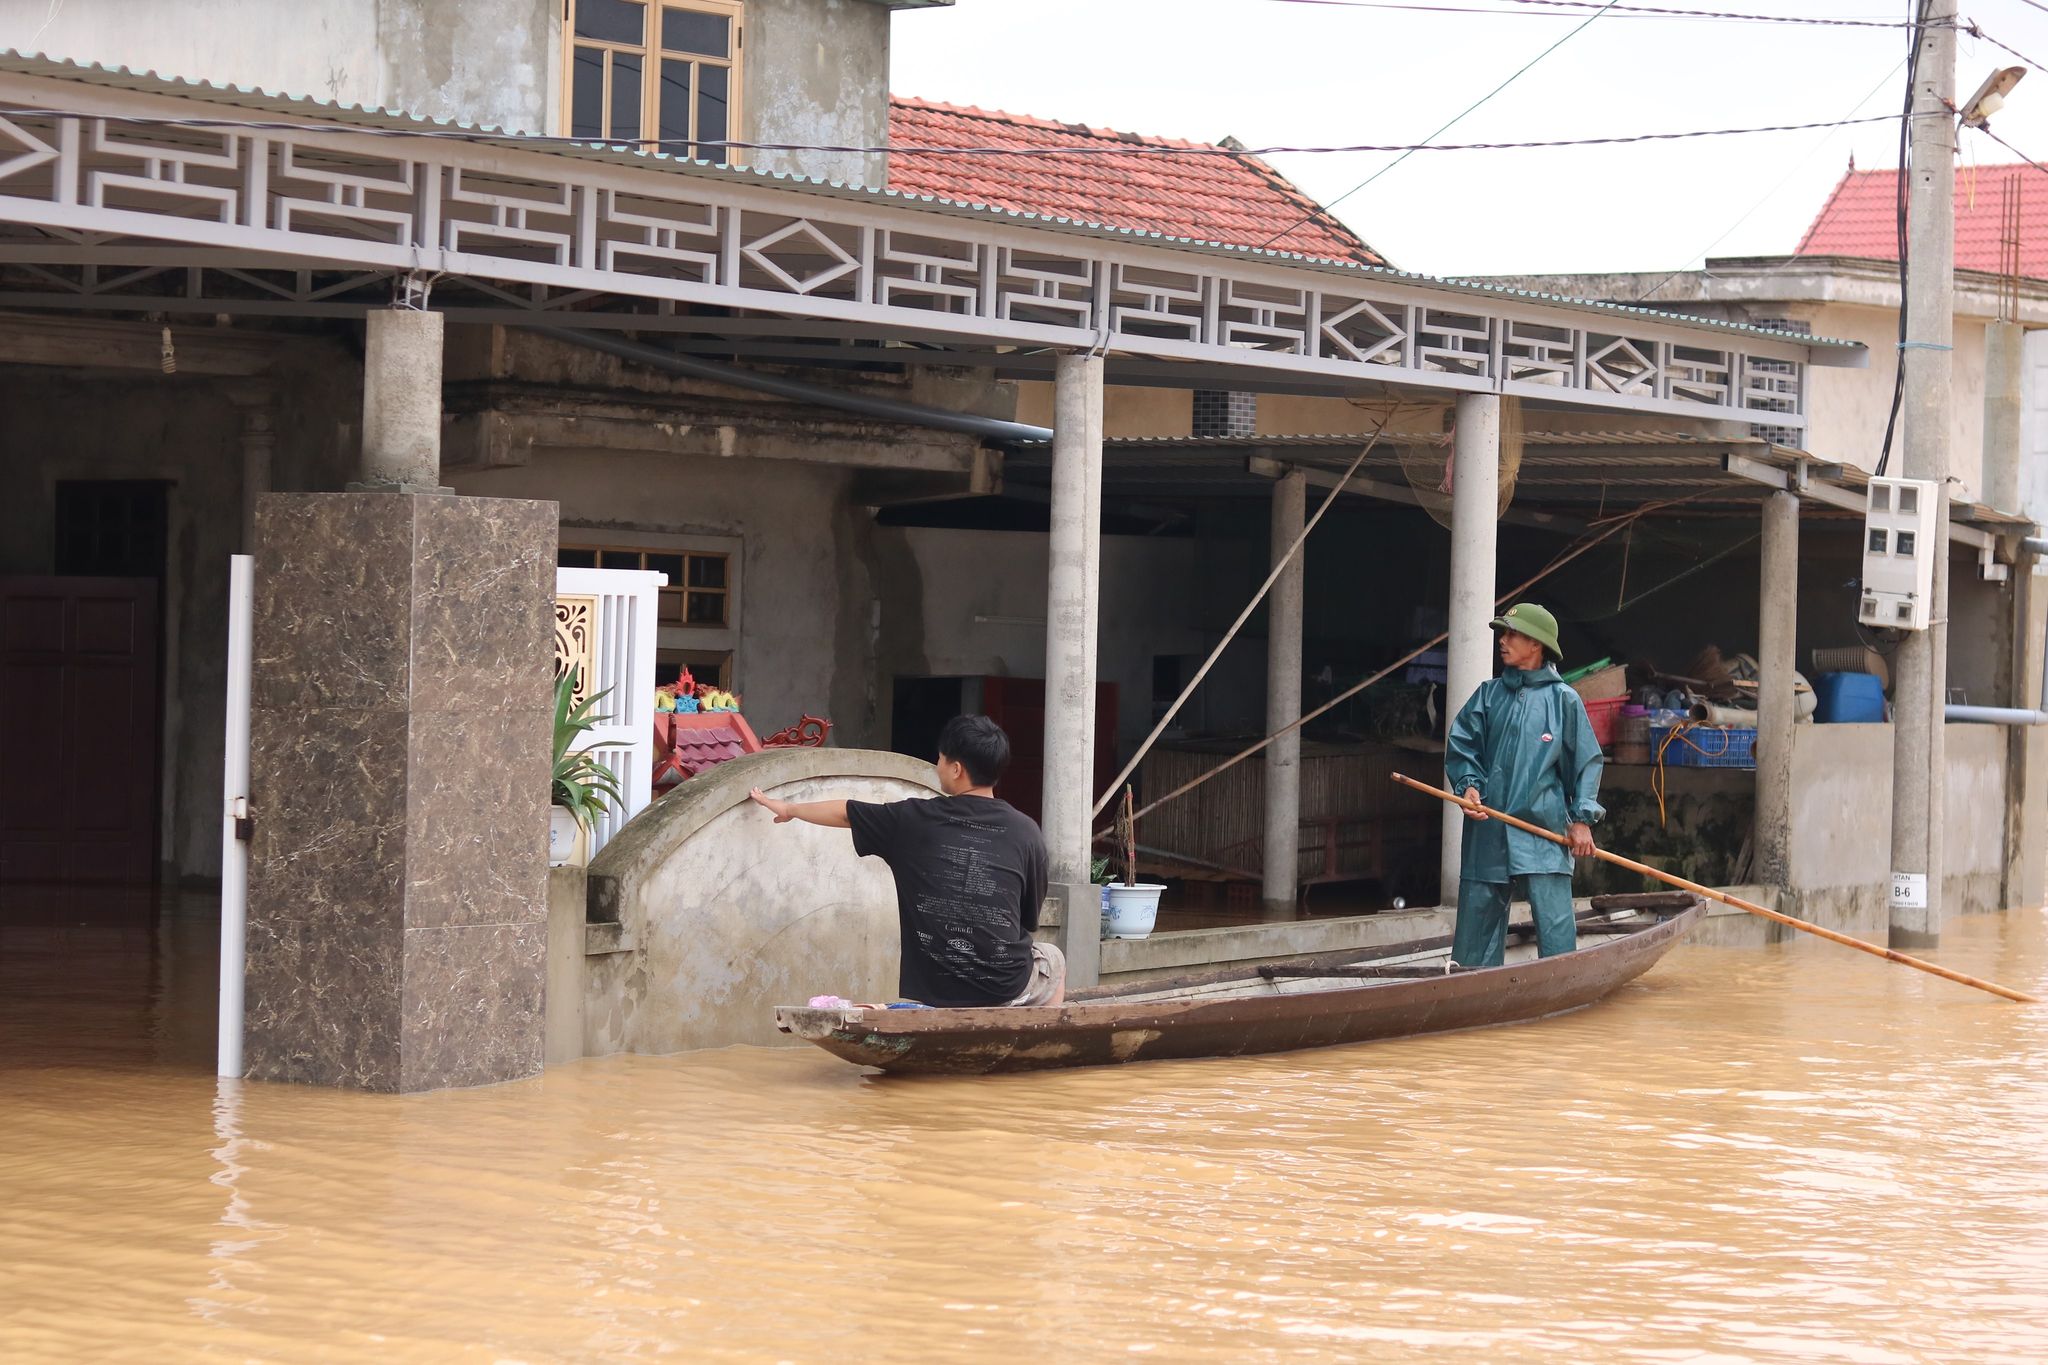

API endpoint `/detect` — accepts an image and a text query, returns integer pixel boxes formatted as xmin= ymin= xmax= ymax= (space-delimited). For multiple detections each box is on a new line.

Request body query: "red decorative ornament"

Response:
xmin=762 ymin=715 xmax=832 ymax=749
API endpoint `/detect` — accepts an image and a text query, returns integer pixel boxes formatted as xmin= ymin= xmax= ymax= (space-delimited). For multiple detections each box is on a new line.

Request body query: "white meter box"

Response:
xmin=1858 ymin=477 xmax=1938 ymax=632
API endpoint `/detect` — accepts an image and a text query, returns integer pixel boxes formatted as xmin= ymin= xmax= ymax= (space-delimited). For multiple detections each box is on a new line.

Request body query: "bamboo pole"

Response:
xmin=1390 ymin=773 xmax=2040 ymax=1005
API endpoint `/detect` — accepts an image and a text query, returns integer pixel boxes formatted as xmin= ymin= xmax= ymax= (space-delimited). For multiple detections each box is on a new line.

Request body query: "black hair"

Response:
xmin=937 ymin=714 xmax=1011 ymax=788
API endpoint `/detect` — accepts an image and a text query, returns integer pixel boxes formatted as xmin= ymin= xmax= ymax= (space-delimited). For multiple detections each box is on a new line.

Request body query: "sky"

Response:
xmin=890 ymin=0 xmax=2048 ymax=280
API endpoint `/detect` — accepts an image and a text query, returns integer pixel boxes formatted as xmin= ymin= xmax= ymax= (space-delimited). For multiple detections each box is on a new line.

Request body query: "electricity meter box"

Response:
xmin=1858 ymin=477 xmax=1939 ymax=632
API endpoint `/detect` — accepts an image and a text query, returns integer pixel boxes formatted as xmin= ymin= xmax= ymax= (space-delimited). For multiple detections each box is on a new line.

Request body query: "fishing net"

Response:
xmin=1396 ymin=396 xmax=1524 ymax=529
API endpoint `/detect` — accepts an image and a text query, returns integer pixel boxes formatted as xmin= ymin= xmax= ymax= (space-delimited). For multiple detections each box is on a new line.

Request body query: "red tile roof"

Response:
xmin=886 ymin=97 xmax=1385 ymax=267
xmin=1796 ymin=162 xmax=2048 ymax=279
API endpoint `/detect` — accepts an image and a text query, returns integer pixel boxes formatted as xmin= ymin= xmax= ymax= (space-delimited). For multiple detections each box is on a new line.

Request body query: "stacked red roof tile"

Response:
xmin=653 ymin=713 xmax=762 ymax=787
xmin=1796 ymin=162 xmax=2048 ymax=279
xmin=887 ymin=97 xmax=1384 ymax=267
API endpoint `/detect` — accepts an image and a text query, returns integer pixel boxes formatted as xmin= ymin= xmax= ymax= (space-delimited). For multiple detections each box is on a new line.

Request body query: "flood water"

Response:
xmin=5 ymin=896 xmax=2047 ymax=1363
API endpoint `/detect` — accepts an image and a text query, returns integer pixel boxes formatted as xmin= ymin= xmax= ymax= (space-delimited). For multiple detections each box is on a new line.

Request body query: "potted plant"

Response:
xmin=1101 ymin=787 xmax=1167 ymax=940
xmin=550 ymin=667 xmax=623 ymax=868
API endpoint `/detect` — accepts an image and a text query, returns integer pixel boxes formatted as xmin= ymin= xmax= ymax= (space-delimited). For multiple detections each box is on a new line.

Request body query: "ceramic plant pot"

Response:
xmin=548 ymin=805 xmax=590 ymax=868
xmin=1102 ymin=883 xmax=1167 ymax=939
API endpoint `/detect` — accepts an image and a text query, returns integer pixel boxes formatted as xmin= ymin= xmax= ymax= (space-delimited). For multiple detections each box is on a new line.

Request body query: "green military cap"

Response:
xmin=1489 ymin=601 xmax=1563 ymax=662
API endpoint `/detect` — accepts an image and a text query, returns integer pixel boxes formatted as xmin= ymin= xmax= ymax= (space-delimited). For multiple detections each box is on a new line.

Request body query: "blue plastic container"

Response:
xmin=1813 ymin=671 xmax=1886 ymax=724
xmin=1650 ymin=725 xmax=1757 ymax=769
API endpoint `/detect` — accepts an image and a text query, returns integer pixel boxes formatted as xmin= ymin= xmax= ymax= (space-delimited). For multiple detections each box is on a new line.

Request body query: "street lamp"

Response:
xmin=1960 ymin=65 xmax=2025 ymax=129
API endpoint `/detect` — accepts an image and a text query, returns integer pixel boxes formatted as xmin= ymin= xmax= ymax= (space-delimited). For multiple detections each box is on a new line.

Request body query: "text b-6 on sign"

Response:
xmin=1889 ymin=871 xmax=1928 ymax=910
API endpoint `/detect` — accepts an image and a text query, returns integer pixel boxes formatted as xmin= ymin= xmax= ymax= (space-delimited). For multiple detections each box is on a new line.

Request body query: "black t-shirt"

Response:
xmin=845 ymin=795 xmax=1048 ymax=1007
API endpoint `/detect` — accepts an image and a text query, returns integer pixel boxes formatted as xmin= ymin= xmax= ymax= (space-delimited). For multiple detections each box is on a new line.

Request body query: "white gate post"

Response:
xmin=217 ymin=554 xmax=253 ymax=1078
xmin=555 ymin=567 xmax=664 ymax=856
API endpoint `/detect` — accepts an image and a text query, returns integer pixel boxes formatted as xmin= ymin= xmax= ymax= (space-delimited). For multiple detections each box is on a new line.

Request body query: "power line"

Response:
xmin=1962 ymin=19 xmax=2048 ymax=74
xmin=1262 ymin=0 xmax=1926 ymax=26
xmin=1972 ymin=121 xmax=2048 ymax=181
xmin=1253 ymin=0 xmax=1624 ymax=248
xmin=1876 ymin=0 xmax=1931 ymax=480
xmin=0 ymin=106 xmax=1907 ymax=158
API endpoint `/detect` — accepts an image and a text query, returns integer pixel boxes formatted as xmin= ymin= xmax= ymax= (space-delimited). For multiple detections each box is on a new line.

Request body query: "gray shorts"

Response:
xmin=1008 ymin=941 xmax=1068 ymax=1007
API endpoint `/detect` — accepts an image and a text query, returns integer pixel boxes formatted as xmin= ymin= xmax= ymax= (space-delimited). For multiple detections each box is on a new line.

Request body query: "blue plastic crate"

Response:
xmin=1650 ymin=724 xmax=1756 ymax=769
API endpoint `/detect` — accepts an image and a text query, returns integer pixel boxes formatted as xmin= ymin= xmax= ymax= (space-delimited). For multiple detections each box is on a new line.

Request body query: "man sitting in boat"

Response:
xmin=1445 ymin=601 xmax=1605 ymax=967
xmin=748 ymin=714 xmax=1064 ymax=1008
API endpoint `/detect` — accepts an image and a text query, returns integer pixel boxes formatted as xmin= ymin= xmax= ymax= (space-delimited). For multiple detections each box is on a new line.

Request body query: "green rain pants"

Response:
xmin=1453 ymin=874 xmax=1577 ymax=967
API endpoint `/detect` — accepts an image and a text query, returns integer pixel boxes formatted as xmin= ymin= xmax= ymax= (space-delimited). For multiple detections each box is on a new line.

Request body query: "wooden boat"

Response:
xmin=775 ymin=892 xmax=1704 ymax=1075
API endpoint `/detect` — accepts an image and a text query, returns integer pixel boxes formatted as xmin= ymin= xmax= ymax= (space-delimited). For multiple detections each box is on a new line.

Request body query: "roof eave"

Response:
xmin=0 ymin=49 xmax=1863 ymax=358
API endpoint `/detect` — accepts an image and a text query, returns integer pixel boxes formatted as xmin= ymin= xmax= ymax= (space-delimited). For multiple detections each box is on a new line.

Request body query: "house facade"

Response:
xmin=1479 ymin=162 xmax=2048 ymax=711
xmin=17 ymin=0 xmax=2031 ymax=1092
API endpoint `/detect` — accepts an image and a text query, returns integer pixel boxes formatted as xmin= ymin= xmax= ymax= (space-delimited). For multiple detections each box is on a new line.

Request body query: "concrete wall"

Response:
xmin=879 ymin=526 xmax=1206 ymax=763
xmin=1786 ymin=723 xmax=1894 ymax=939
xmin=0 ymin=0 xmax=559 ymax=133
xmin=2022 ymin=330 xmax=2048 ymax=528
xmin=579 ymin=746 xmax=936 ymax=1055
xmin=450 ymin=446 xmax=892 ymax=744
xmin=1015 ymin=382 xmax=1193 ymax=439
xmin=1785 ymin=721 xmax=2011 ymax=935
xmin=545 ymin=864 xmax=588 ymax=1066
xmin=1802 ymin=300 xmax=1991 ymax=499
xmin=1 ymin=0 xmax=911 ymax=185
xmin=1945 ymin=722 xmax=2010 ymax=914
xmin=743 ymin=0 xmax=892 ymax=188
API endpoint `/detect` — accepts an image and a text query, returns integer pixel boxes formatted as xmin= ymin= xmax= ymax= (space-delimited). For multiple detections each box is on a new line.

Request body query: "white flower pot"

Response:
xmin=1102 ymin=883 xmax=1166 ymax=940
xmin=548 ymin=806 xmax=589 ymax=868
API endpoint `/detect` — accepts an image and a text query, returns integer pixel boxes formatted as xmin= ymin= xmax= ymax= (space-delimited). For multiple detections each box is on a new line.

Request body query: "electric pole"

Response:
xmin=1890 ymin=1 xmax=1955 ymax=947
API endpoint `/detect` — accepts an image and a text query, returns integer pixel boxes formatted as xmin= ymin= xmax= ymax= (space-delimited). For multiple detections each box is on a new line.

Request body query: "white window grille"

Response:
xmin=1749 ymin=318 xmax=1811 ymax=446
xmin=556 ymin=566 xmax=665 ymax=857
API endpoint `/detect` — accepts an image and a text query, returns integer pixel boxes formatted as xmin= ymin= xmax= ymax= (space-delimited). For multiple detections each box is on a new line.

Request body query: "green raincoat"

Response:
xmin=1445 ymin=665 xmax=1606 ymax=882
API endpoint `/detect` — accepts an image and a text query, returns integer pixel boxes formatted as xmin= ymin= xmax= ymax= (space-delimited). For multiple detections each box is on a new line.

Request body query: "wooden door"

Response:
xmin=0 ymin=577 xmax=161 ymax=885
xmin=979 ymin=677 xmax=1118 ymax=825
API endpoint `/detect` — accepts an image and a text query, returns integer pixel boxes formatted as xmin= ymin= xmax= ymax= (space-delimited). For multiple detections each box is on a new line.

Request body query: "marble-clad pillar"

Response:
xmin=243 ymin=492 xmax=558 ymax=1091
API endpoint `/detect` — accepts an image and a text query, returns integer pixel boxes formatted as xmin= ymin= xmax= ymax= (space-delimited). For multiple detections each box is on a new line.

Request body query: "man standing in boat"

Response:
xmin=1445 ymin=602 xmax=1605 ymax=967
xmin=747 ymin=714 xmax=1064 ymax=1007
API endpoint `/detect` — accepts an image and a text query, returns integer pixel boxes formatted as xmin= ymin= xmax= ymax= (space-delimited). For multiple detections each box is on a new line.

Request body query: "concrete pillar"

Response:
xmin=1042 ymin=354 xmax=1104 ymax=984
xmin=1891 ymin=6 xmax=1955 ymax=947
xmin=2005 ymin=565 xmax=2048 ymax=909
xmin=357 ymin=308 xmax=449 ymax=492
xmin=242 ymin=492 xmax=558 ymax=1090
xmin=1440 ymin=393 xmax=1500 ymax=905
xmin=230 ymin=388 xmax=275 ymax=553
xmin=1263 ymin=470 xmax=1306 ymax=920
xmin=1985 ymin=322 xmax=2024 ymax=513
xmin=1891 ymin=529 xmax=1951 ymax=946
xmin=1755 ymin=491 xmax=1799 ymax=889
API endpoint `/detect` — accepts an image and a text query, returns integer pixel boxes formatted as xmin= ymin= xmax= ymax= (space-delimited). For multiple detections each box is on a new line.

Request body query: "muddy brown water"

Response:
xmin=4 ymin=895 xmax=2047 ymax=1362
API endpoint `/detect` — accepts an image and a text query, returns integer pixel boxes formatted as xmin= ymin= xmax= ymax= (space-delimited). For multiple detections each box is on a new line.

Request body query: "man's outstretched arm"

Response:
xmin=748 ymin=788 xmax=851 ymax=829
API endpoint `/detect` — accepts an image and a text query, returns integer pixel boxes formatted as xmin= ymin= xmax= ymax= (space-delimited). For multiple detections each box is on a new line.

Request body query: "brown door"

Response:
xmin=979 ymin=677 xmax=1118 ymax=826
xmin=0 ymin=577 xmax=161 ymax=885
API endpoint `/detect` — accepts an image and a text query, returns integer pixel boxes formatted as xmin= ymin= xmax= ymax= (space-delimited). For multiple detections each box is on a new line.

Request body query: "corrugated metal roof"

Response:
xmin=0 ymin=49 xmax=1863 ymax=354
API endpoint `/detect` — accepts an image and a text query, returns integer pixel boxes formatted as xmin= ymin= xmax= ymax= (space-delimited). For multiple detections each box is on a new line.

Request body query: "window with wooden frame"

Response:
xmin=557 ymin=544 xmax=731 ymax=627
xmin=565 ymin=0 xmax=743 ymax=164
xmin=656 ymin=647 xmax=733 ymax=692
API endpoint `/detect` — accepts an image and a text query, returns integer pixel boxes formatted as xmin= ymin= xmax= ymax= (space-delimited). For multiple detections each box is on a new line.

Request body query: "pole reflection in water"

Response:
xmin=191 ymin=1080 xmax=275 ymax=1330
xmin=2 ymin=900 xmax=2046 ymax=1362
